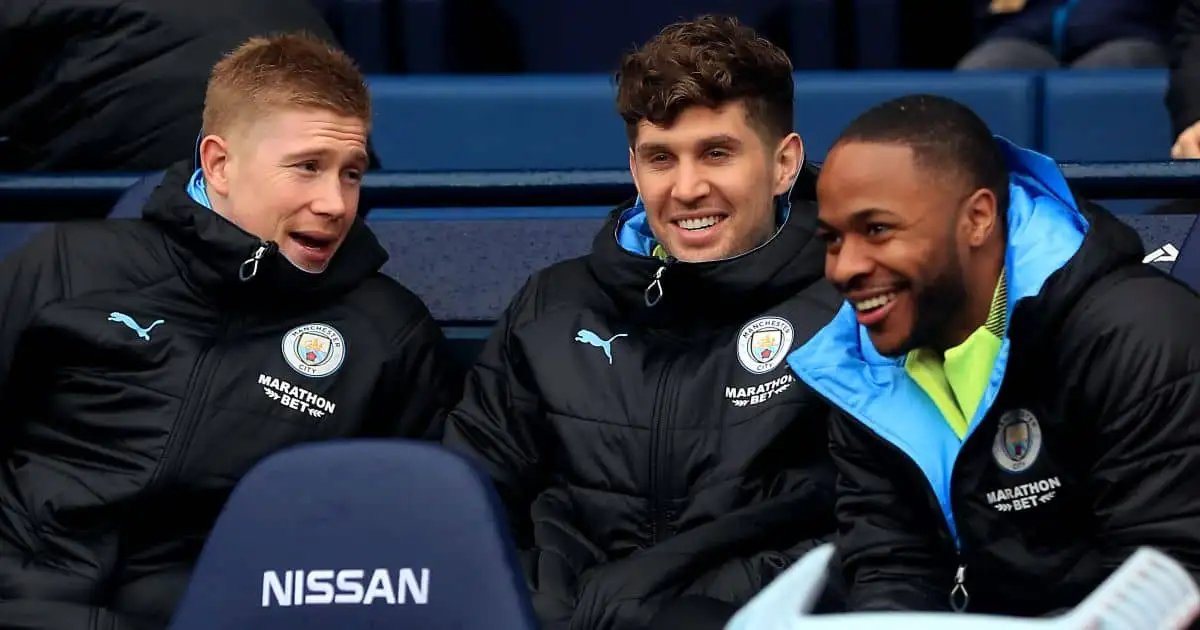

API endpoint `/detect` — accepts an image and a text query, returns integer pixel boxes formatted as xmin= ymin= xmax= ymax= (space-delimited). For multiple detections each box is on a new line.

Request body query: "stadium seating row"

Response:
xmin=365 ymin=70 xmax=1173 ymax=171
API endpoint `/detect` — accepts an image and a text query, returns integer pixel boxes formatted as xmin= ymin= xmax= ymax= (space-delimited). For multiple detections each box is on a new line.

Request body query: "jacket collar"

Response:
xmin=142 ymin=161 xmax=388 ymax=305
xmin=586 ymin=162 xmax=828 ymax=331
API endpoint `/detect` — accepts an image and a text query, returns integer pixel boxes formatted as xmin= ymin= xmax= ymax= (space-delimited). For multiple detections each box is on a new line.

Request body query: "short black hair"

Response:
xmin=833 ymin=94 xmax=1010 ymax=218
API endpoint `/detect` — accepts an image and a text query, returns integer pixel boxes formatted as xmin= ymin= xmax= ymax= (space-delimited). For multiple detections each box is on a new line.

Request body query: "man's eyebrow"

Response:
xmin=635 ymin=135 xmax=741 ymax=156
xmin=635 ymin=142 xmax=670 ymax=157
xmin=698 ymin=134 xmax=740 ymax=147
xmin=281 ymin=147 xmax=369 ymax=167
xmin=847 ymin=207 xmax=900 ymax=223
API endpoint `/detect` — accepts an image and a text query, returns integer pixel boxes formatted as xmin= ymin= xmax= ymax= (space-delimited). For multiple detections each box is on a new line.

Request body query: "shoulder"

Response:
xmin=503 ymin=255 xmax=597 ymax=327
xmin=342 ymin=274 xmax=440 ymax=342
xmin=1063 ymin=264 xmax=1200 ymax=393
xmin=46 ymin=220 xmax=174 ymax=295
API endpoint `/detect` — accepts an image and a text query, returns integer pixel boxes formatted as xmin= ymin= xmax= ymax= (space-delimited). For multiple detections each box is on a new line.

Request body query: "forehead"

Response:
xmin=816 ymin=141 xmax=940 ymax=222
xmin=634 ymin=102 xmax=760 ymax=149
xmin=239 ymin=106 xmax=368 ymax=156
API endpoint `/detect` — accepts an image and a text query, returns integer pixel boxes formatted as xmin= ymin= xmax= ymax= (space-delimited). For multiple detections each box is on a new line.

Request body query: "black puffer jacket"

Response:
xmin=0 ymin=0 xmax=346 ymax=171
xmin=0 ymin=162 xmax=461 ymax=629
xmin=789 ymin=140 xmax=1200 ymax=617
xmin=443 ymin=164 xmax=840 ymax=630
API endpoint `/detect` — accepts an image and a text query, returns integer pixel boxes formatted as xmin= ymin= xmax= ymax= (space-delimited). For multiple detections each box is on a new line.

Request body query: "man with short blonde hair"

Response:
xmin=203 ymin=33 xmax=372 ymax=136
xmin=0 ymin=32 xmax=459 ymax=630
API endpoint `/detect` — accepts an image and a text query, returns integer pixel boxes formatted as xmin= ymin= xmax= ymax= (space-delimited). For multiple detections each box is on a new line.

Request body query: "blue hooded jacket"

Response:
xmin=783 ymin=136 xmax=1200 ymax=616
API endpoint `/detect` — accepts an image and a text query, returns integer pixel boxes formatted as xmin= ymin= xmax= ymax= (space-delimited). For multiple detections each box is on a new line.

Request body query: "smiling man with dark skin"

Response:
xmin=787 ymin=94 xmax=1200 ymax=618
xmin=443 ymin=15 xmax=841 ymax=630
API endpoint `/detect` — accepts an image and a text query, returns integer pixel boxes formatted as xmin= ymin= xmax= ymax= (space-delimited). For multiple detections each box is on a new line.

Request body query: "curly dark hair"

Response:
xmin=615 ymin=15 xmax=794 ymax=145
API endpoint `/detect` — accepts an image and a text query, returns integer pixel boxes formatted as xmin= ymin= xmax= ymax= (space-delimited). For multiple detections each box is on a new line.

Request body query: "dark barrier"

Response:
xmin=3 ymin=161 xmax=1200 ymax=221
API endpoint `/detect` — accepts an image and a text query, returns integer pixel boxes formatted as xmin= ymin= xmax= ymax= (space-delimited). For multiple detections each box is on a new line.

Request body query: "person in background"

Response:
xmin=1168 ymin=0 xmax=1200 ymax=158
xmin=0 ymin=32 xmax=459 ymax=630
xmin=957 ymin=0 xmax=1174 ymax=70
xmin=789 ymin=94 xmax=1200 ymax=616
xmin=0 ymin=0 xmax=382 ymax=172
xmin=442 ymin=15 xmax=842 ymax=630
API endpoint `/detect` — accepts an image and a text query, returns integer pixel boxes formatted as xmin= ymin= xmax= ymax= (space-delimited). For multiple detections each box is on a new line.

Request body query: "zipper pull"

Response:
xmin=238 ymin=241 xmax=276 ymax=282
xmin=643 ymin=256 xmax=675 ymax=307
xmin=949 ymin=564 xmax=969 ymax=612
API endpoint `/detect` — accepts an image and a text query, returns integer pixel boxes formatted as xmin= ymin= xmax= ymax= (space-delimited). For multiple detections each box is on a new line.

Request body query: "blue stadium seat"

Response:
xmin=109 ymin=171 xmax=165 ymax=219
xmin=369 ymin=209 xmax=607 ymax=321
xmin=793 ymin=72 xmax=1040 ymax=160
xmin=369 ymin=75 xmax=627 ymax=171
xmin=1161 ymin=215 xmax=1200 ymax=291
xmin=167 ymin=440 xmax=536 ymax=630
xmin=1042 ymin=70 xmax=1173 ymax=162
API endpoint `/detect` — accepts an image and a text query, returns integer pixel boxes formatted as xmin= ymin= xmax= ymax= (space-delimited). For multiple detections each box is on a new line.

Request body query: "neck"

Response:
xmin=937 ymin=247 xmax=1005 ymax=351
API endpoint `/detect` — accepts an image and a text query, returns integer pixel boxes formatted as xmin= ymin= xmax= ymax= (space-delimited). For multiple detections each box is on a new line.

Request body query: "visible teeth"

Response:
xmin=854 ymin=293 xmax=896 ymax=311
xmin=678 ymin=216 xmax=721 ymax=230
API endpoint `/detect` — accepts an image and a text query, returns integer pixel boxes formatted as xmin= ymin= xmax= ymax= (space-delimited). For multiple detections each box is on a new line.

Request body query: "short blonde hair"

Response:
xmin=202 ymin=32 xmax=371 ymax=137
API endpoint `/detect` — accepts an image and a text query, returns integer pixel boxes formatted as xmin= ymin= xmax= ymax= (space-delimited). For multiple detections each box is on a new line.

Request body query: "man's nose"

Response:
xmin=826 ymin=238 xmax=875 ymax=288
xmin=311 ymin=174 xmax=351 ymax=218
xmin=670 ymin=160 xmax=711 ymax=205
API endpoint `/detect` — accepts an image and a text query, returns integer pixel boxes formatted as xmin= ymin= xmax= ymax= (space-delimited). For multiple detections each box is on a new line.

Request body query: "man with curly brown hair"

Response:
xmin=442 ymin=15 xmax=841 ymax=630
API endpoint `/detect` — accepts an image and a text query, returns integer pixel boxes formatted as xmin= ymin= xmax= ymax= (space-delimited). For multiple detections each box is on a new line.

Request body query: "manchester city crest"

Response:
xmin=736 ymin=316 xmax=795 ymax=374
xmin=992 ymin=408 xmax=1042 ymax=473
xmin=281 ymin=323 xmax=346 ymax=378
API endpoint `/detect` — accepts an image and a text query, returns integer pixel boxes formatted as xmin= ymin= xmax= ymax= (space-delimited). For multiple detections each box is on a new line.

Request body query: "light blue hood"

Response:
xmin=784 ymin=136 xmax=1089 ymax=546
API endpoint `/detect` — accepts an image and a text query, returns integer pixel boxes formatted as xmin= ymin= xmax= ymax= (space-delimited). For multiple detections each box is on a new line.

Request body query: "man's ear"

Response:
xmin=963 ymin=188 xmax=1000 ymax=248
xmin=199 ymin=135 xmax=232 ymax=196
xmin=628 ymin=147 xmax=642 ymax=197
xmin=772 ymin=132 xmax=804 ymax=197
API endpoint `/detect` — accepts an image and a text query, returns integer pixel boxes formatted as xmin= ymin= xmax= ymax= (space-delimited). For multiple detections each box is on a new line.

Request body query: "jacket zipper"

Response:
xmin=239 ymin=240 xmax=277 ymax=282
xmin=643 ymin=255 xmax=679 ymax=543
xmin=847 ymin=423 xmax=971 ymax=612
xmin=147 ymin=318 xmax=230 ymax=492
xmin=950 ymin=563 xmax=969 ymax=612
xmin=149 ymin=241 xmax=272 ymax=491
xmin=643 ymin=256 xmax=676 ymax=307
xmin=648 ymin=359 xmax=680 ymax=544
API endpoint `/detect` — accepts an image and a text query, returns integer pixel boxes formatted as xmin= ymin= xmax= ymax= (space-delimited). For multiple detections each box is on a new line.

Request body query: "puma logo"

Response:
xmin=574 ymin=329 xmax=628 ymax=365
xmin=108 ymin=312 xmax=165 ymax=341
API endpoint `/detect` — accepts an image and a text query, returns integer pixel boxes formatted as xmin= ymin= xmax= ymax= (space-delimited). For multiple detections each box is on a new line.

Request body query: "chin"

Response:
xmin=866 ymin=332 xmax=913 ymax=358
xmin=670 ymin=243 xmax=737 ymax=263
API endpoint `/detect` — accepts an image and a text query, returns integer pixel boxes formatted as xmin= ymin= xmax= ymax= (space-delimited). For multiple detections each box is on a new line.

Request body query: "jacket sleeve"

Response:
xmin=0 ymin=227 xmax=64 ymax=395
xmin=682 ymin=416 xmax=840 ymax=607
xmin=441 ymin=278 xmax=546 ymax=545
xmin=1168 ymin=0 xmax=1200 ymax=136
xmin=1060 ymin=272 xmax=1200 ymax=589
xmin=830 ymin=411 xmax=950 ymax=612
xmin=363 ymin=307 xmax=462 ymax=441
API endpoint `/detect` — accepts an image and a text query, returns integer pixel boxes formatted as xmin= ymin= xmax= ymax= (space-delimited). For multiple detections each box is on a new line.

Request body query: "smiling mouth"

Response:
xmin=674 ymin=215 xmax=726 ymax=231
xmin=854 ymin=292 xmax=897 ymax=313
